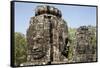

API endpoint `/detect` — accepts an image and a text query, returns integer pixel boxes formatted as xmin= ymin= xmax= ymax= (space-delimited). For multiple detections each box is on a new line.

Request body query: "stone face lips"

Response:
xmin=26 ymin=5 xmax=69 ymax=65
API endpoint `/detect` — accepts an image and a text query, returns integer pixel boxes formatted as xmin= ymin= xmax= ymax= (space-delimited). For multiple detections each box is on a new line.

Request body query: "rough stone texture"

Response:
xmin=21 ymin=6 xmax=97 ymax=66
xmin=25 ymin=5 xmax=69 ymax=65
xmin=75 ymin=26 xmax=96 ymax=62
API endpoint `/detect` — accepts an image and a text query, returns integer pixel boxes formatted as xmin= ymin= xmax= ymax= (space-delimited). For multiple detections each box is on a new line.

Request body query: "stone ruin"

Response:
xmin=25 ymin=5 xmax=69 ymax=65
xmin=21 ymin=6 xmax=97 ymax=66
xmin=75 ymin=26 xmax=96 ymax=62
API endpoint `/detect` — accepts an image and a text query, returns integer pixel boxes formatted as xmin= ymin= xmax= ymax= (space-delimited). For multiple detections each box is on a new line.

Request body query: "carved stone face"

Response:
xmin=30 ymin=36 xmax=46 ymax=59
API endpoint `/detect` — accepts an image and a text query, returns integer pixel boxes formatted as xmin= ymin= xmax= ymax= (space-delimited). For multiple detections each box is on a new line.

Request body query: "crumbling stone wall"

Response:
xmin=26 ymin=5 xmax=69 ymax=65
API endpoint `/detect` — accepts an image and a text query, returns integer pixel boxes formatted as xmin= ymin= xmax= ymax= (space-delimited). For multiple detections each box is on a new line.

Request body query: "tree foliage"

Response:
xmin=67 ymin=27 xmax=76 ymax=61
xmin=14 ymin=32 xmax=27 ymax=66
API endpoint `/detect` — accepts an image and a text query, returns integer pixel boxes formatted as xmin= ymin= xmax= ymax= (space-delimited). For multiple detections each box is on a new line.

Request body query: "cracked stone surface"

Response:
xmin=24 ymin=5 xmax=69 ymax=65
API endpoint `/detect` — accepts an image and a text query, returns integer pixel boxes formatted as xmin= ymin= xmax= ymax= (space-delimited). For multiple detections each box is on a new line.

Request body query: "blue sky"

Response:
xmin=14 ymin=2 xmax=96 ymax=35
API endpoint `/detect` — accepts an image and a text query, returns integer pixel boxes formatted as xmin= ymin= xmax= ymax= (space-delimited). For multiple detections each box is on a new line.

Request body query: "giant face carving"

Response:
xmin=31 ymin=36 xmax=46 ymax=59
xmin=27 ymin=24 xmax=47 ymax=59
xmin=76 ymin=26 xmax=89 ymax=54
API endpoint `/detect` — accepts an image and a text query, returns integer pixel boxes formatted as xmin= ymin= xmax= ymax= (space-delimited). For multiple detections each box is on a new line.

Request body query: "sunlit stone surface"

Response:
xmin=25 ymin=5 xmax=69 ymax=65
xmin=75 ymin=26 xmax=97 ymax=62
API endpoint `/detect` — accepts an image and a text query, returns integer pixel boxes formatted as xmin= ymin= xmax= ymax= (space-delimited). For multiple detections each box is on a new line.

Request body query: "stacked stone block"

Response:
xmin=26 ymin=5 xmax=69 ymax=65
xmin=75 ymin=26 xmax=96 ymax=62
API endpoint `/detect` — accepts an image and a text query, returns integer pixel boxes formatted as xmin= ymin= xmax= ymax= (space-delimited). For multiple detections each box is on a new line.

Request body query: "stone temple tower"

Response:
xmin=75 ymin=26 xmax=96 ymax=62
xmin=26 ymin=5 xmax=69 ymax=65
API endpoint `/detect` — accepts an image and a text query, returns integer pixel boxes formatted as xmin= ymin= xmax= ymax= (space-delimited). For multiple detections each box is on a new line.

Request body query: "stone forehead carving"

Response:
xmin=35 ymin=5 xmax=62 ymax=18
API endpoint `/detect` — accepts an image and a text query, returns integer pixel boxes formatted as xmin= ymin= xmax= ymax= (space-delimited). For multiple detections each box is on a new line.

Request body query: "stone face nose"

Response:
xmin=35 ymin=5 xmax=62 ymax=18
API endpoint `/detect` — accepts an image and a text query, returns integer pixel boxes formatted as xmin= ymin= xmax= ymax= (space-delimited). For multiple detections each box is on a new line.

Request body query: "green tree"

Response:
xmin=67 ymin=27 xmax=76 ymax=61
xmin=14 ymin=32 xmax=27 ymax=66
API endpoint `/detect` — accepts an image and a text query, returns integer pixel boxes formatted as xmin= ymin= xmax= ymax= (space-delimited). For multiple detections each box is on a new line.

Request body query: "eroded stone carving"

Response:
xmin=26 ymin=5 xmax=69 ymax=65
xmin=75 ymin=26 xmax=96 ymax=62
